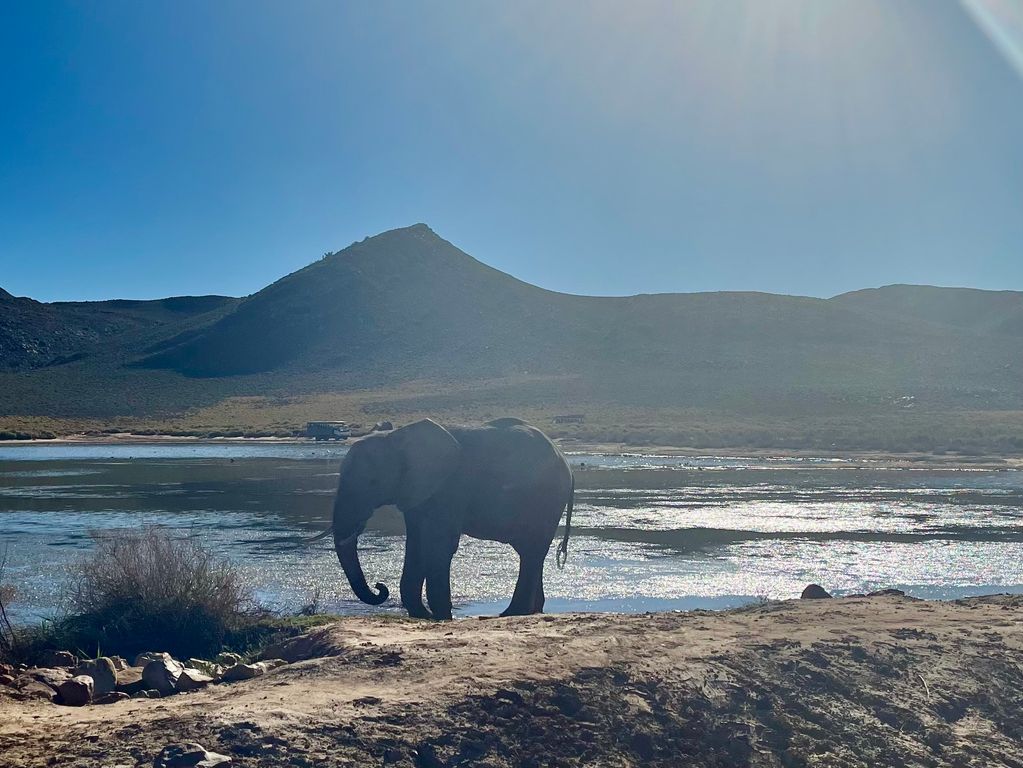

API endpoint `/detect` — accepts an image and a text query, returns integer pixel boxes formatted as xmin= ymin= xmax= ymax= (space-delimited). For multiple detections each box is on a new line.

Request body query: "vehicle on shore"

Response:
xmin=305 ymin=421 xmax=351 ymax=441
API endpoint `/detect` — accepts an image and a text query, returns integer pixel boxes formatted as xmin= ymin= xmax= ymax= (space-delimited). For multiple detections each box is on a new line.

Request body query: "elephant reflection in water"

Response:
xmin=323 ymin=417 xmax=574 ymax=620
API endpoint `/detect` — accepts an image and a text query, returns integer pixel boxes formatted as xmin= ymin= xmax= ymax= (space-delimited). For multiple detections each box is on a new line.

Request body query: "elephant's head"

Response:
xmin=333 ymin=419 xmax=461 ymax=605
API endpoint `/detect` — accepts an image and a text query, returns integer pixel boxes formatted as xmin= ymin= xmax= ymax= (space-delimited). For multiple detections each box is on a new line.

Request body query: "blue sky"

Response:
xmin=1 ymin=1 xmax=1022 ymax=302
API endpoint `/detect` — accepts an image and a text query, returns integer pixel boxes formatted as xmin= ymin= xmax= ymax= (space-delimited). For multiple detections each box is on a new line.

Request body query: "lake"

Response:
xmin=2 ymin=442 xmax=1022 ymax=622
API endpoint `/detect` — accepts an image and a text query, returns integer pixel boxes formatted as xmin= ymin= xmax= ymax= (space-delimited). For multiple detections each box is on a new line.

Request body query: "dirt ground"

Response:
xmin=2 ymin=595 xmax=1022 ymax=767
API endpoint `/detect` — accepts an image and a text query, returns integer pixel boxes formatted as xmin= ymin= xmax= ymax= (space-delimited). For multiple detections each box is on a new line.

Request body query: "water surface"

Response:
xmin=2 ymin=443 xmax=1021 ymax=621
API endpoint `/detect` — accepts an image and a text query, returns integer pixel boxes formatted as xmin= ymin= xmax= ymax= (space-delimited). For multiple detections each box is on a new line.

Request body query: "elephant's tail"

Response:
xmin=556 ymin=475 xmax=574 ymax=569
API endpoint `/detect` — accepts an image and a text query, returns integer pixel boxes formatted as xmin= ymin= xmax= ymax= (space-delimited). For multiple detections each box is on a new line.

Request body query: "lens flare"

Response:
xmin=961 ymin=0 xmax=1023 ymax=79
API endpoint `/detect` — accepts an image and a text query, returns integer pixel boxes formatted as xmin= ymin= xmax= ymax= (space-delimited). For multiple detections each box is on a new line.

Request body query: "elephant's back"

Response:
xmin=452 ymin=422 xmax=572 ymax=544
xmin=451 ymin=421 xmax=571 ymax=494
xmin=453 ymin=420 xmax=563 ymax=464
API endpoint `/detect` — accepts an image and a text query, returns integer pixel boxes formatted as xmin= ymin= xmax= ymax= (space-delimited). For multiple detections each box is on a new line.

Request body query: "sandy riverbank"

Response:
xmin=3 ymin=432 xmax=1022 ymax=471
xmin=2 ymin=594 xmax=1022 ymax=766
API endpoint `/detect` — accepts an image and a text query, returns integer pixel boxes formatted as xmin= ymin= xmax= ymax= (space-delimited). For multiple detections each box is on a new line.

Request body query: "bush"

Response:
xmin=61 ymin=527 xmax=252 ymax=659
xmin=0 ymin=549 xmax=17 ymax=661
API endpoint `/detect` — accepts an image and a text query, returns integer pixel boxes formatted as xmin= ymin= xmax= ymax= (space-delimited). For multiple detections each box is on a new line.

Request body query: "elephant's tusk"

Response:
xmin=300 ymin=526 xmax=333 ymax=544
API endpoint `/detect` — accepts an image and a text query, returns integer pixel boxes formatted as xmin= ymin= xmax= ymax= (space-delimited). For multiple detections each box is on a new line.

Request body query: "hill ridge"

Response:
xmin=2 ymin=225 xmax=1022 ymax=442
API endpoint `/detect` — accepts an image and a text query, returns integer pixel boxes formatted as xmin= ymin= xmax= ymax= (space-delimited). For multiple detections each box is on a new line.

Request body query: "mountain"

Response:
xmin=2 ymin=224 xmax=1022 ymax=450
xmin=832 ymin=285 xmax=1023 ymax=337
xmin=0 ymin=289 xmax=236 ymax=370
xmin=136 ymin=224 xmax=577 ymax=379
xmin=133 ymin=225 xmax=1023 ymax=409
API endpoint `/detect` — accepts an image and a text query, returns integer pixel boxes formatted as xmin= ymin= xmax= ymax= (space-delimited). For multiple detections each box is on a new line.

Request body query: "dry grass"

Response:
xmin=4 ymin=374 xmax=1023 ymax=455
xmin=0 ymin=548 xmax=17 ymax=661
xmin=61 ymin=527 xmax=252 ymax=659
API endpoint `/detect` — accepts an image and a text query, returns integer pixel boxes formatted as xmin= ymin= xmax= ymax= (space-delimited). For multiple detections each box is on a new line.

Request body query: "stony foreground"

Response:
xmin=2 ymin=595 xmax=1022 ymax=767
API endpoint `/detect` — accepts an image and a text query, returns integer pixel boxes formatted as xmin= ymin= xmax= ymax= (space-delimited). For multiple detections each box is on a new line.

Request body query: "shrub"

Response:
xmin=62 ymin=527 xmax=252 ymax=659
xmin=0 ymin=549 xmax=17 ymax=661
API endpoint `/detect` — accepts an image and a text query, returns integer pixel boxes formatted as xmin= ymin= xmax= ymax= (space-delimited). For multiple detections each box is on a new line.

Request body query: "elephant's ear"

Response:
xmin=391 ymin=419 xmax=461 ymax=510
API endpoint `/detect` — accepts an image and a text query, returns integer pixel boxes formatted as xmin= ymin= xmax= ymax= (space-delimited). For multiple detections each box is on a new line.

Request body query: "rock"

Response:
xmin=75 ymin=657 xmax=118 ymax=696
xmin=22 ymin=667 xmax=72 ymax=689
xmin=220 ymin=660 xmax=283 ymax=682
xmin=153 ymin=743 xmax=232 ymax=768
xmin=130 ymin=690 xmax=153 ymax=699
xmin=0 ymin=663 xmax=13 ymax=676
xmin=18 ymin=681 xmax=58 ymax=702
xmin=115 ymin=666 xmax=146 ymax=695
xmin=57 ymin=675 xmax=94 ymax=706
xmin=39 ymin=650 xmax=77 ymax=668
xmin=0 ymin=674 xmax=15 ymax=687
xmin=110 ymin=656 xmax=128 ymax=671
xmin=94 ymin=691 xmax=130 ymax=705
xmin=175 ymin=668 xmax=214 ymax=693
xmin=134 ymin=651 xmax=174 ymax=668
xmin=221 ymin=662 xmax=266 ymax=682
xmin=213 ymin=652 xmax=243 ymax=667
xmin=800 ymin=584 xmax=833 ymax=600
xmin=373 ymin=421 xmax=394 ymax=432
xmin=143 ymin=658 xmax=184 ymax=696
xmin=868 ymin=588 xmax=906 ymax=597
xmin=187 ymin=659 xmax=224 ymax=679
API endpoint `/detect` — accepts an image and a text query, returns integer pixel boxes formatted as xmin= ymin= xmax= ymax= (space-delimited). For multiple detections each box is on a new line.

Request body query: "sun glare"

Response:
xmin=961 ymin=0 xmax=1023 ymax=80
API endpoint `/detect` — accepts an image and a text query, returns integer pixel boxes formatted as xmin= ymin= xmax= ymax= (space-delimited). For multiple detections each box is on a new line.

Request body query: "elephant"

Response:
xmin=327 ymin=417 xmax=574 ymax=619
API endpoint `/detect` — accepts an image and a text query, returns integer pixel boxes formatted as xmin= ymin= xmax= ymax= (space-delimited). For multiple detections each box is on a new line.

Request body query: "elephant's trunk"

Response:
xmin=335 ymin=531 xmax=389 ymax=606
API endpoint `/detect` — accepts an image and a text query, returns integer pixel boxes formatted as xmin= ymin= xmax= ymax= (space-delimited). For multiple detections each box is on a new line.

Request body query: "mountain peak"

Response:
xmin=364 ymin=222 xmax=440 ymax=245
xmin=324 ymin=223 xmax=444 ymax=261
xmin=0 ymin=287 xmax=13 ymax=301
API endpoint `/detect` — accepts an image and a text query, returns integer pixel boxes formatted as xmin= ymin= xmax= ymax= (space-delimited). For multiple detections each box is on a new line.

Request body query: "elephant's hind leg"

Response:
xmin=533 ymin=564 xmax=546 ymax=613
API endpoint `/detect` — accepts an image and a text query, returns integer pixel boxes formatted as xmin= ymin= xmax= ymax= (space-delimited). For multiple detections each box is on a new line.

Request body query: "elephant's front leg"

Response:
xmin=421 ymin=526 xmax=461 ymax=620
xmin=400 ymin=516 xmax=431 ymax=619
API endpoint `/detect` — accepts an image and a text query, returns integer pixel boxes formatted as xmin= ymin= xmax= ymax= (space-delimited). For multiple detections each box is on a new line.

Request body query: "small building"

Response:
xmin=552 ymin=414 xmax=586 ymax=424
xmin=306 ymin=421 xmax=351 ymax=441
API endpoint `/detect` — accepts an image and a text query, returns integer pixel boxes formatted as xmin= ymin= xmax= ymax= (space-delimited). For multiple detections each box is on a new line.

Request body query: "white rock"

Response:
xmin=186 ymin=659 xmax=224 ymax=679
xmin=142 ymin=658 xmax=184 ymax=696
xmin=153 ymin=743 xmax=231 ymax=767
xmin=221 ymin=662 xmax=266 ymax=682
xmin=175 ymin=668 xmax=214 ymax=693
xmin=75 ymin=657 xmax=118 ymax=696
xmin=134 ymin=651 xmax=174 ymax=668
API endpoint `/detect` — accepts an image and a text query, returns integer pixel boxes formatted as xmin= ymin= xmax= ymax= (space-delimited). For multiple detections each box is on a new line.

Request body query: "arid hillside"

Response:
xmin=3 ymin=225 xmax=1023 ymax=451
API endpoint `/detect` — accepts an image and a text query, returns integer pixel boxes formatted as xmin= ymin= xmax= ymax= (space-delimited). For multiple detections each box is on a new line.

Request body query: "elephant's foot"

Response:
xmin=499 ymin=604 xmax=537 ymax=617
xmin=403 ymin=602 xmax=433 ymax=620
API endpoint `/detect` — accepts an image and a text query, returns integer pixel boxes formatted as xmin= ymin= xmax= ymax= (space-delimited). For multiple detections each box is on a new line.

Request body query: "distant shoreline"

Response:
xmin=2 ymin=432 xmax=1021 ymax=470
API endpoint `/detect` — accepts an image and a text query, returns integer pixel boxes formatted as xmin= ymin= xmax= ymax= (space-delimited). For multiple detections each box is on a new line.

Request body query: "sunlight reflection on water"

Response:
xmin=1 ymin=444 xmax=1022 ymax=621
